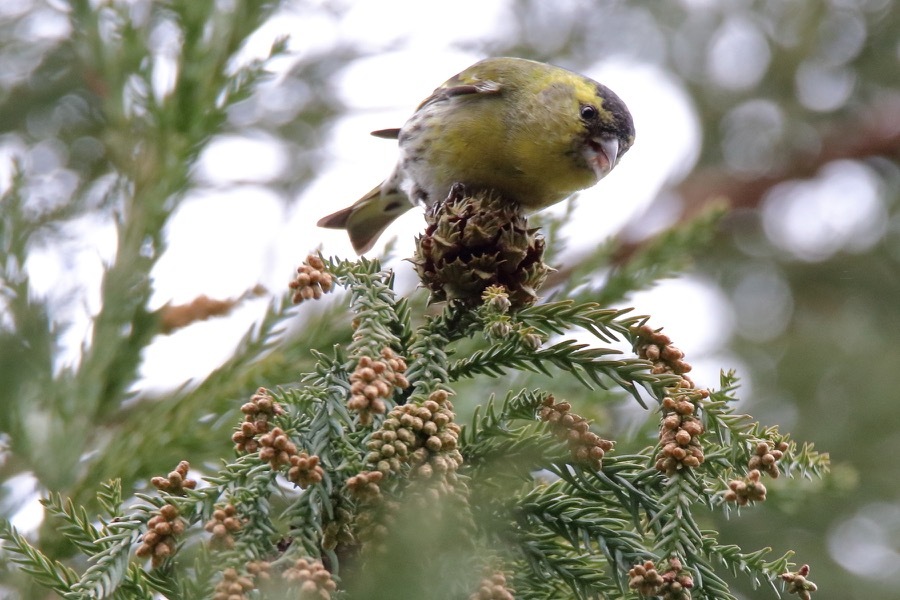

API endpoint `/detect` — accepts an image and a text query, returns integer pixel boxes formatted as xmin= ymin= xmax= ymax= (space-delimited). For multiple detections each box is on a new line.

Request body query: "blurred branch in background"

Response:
xmin=676 ymin=92 xmax=900 ymax=219
xmin=0 ymin=0 xmax=352 ymax=564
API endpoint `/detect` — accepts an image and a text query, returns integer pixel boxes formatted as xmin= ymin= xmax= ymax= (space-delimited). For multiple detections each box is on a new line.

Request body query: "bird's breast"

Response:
xmin=399 ymin=101 xmax=595 ymax=211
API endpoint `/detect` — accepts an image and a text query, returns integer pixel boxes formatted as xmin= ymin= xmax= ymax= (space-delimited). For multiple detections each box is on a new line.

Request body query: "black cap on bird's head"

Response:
xmin=578 ymin=83 xmax=635 ymax=180
xmin=594 ymin=83 xmax=635 ymax=147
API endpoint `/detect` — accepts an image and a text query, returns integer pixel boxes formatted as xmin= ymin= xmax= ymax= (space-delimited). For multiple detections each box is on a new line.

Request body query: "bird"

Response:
xmin=317 ymin=57 xmax=635 ymax=254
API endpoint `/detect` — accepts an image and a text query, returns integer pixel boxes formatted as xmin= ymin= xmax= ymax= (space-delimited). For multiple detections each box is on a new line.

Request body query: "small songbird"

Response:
xmin=317 ymin=57 xmax=635 ymax=254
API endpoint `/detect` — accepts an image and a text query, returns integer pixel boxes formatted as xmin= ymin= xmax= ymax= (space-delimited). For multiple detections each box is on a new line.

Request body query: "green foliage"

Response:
xmin=2 ymin=253 xmax=829 ymax=599
xmin=8 ymin=0 xmax=889 ymax=597
xmin=0 ymin=521 xmax=78 ymax=594
xmin=0 ymin=0 xmax=352 ymax=524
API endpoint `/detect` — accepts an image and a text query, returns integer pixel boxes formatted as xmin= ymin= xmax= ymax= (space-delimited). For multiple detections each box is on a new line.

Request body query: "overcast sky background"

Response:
xmin=127 ymin=0 xmax=738 ymax=398
xmin=12 ymin=0 xmax=880 ymax=403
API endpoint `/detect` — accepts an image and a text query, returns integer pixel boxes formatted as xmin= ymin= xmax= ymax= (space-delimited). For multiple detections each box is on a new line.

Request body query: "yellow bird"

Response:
xmin=318 ymin=57 xmax=635 ymax=254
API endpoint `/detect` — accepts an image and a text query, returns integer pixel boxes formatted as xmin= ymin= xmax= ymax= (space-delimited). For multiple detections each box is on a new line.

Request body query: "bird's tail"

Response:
xmin=317 ymin=184 xmax=412 ymax=255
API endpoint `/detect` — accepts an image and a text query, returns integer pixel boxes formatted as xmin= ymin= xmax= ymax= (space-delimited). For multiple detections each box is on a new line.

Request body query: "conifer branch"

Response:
xmin=0 ymin=5 xmax=836 ymax=598
xmin=0 ymin=521 xmax=79 ymax=594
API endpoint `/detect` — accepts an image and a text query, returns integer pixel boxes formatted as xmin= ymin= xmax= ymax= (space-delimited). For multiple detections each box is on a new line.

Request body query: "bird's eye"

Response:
xmin=580 ymin=105 xmax=598 ymax=121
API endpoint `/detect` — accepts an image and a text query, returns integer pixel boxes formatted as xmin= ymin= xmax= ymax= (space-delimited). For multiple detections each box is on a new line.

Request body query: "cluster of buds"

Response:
xmin=628 ymin=557 xmax=694 ymax=599
xmin=485 ymin=319 xmax=513 ymax=339
xmin=657 ymin=392 xmax=706 ymax=475
xmin=212 ymin=568 xmax=255 ymax=600
xmin=351 ymin=497 xmax=394 ymax=554
xmin=633 ymin=325 xmax=706 ymax=476
xmin=258 ymin=426 xmax=298 ymax=469
xmin=150 ymin=460 xmax=196 ymax=495
xmin=364 ymin=389 xmax=462 ymax=480
xmin=482 ymin=285 xmax=512 ymax=314
xmin=724 ymin=469 xmax=768 ymax=505
xmin=289 ymin=254 xmax=333 ymax=304
xmin=322 ymin=506 xmax=355 ymax=551
xmin=633 ymin=324 xmax=693 ymax=382
xmin=470 ymin=570 xmax=515 ymax=600
xmin=256 ymin=426 xmax=325 ymax=488
xmin=748 ymin=440 xmax=788 ymax=478
xmin=246 ymin=560 xmax=272 ymax=584
xmin=345 ymin=469 xmax=384 ymax=502
xmin=233 ymin=387 xmax=285 ymax=454
xmin=288 ymin=452 xmax=325 ymax=488
xmin=539 ymin=396 xmax=614 ymax=470
xmin=210 ymin=562 xmax=273 ymax=600
xmin=136 ymin=504 xmax=185 ymax=567
xmin=204 ymin=503 xmax=243 ymax=549
xmin=725 ymin=440 xmax=789 ymax=505
xmin=481 ymin=285 xmax=514 ymax=339
xmin=347 ymin=348 xmax=410 ymax=426
xmin=628 ymin=560 xmax=666 ymax=596
xmin=517 ymin=326 xmax=544 ymax=351
xmin=353 ymin=389 xmax=472 ymax=555
xmin=282 ymin=557 xmax=337 ymax=599
xmin=781 ymin=564 xmax=817 ymax=599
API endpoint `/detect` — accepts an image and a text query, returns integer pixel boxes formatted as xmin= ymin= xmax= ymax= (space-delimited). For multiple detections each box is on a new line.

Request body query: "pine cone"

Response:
xmin=412 ymin=185 xmax=550 ymax=308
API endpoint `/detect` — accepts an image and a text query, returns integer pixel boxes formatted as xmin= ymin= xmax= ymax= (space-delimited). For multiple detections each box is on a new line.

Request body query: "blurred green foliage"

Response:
xmin=0 ymin=0 xmax=898 ymax=598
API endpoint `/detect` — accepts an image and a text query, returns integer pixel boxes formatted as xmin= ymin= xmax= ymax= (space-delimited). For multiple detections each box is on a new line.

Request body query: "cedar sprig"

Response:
xmin=0 ymin=521 xmax=79 ymax=594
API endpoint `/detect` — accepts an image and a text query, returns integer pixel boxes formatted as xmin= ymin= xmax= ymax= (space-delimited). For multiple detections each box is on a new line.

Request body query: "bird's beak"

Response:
xmin=583 ymin=136 xmax=619 ymax=180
